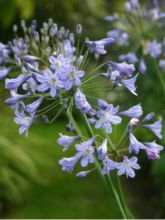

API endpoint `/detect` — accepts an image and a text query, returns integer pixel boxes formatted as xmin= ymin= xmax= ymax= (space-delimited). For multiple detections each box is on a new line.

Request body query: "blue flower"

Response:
xmin=129 ymin=133 xmax=145 ymax=154
xmin=5 ymin=90 xmax=30 ymax=108
xmin=22 ymin=77 xmax=38 ymax=93
xmin=36 ymin=69 xmax=63 ymax=97
xmin=97 ymin=139 xmax=108 ymax=160
xmin=63 ymin=39 xmax=76 ymax=58
xmin=23 ymin=55 xmax=40 ymax=63
xmin=118 ymin=52 xmax=137 ymax=64
xmin=57 ymin=133 xmax=79 ymax=151
xmin=95 ymin=99 xmax=121 ymax=133
xmin=5 ymin=74 xmax=29 ymax=90
xmin=145 ymin=40 xmax=162 ymax=58
xmin=143 ymin=112 xmax=155 ymax=122
xmin=25 ymin=96 xmax=44 ymax=115
xmin=143 ymin=141 xmax=163 ymax=160
xmin=139 ymin=58 xmax=147 ymax=74
xmin=49 ymin=54 xmax=71 ymax=73
xmin=86 ymin=38 xmax=115 ymax=55
xmin=125 ymin=0 xmax=139 ymax=11
xmin=107 ymin=61 xmax=135 ymax=77
xmin=143 ymin=117 xmax=162 ymax=139
xmin=119 ymin=104 xmax=143 ymax=118
xmin=0 ymin=67 xmax=11 ymax=79
xmin=60 ymin=65 xmax=85 ymax=90
xmin=76 ymin=170 xmax=91 ymax=178
xmin=75 ymin=136 xmax=96 ymax=167
xmin=75 ymin=89 xmax=96 ymax=115
xmin=121 ymin=75 xmax=138 ymax=95
xmin=0 ymin=43 xmax=10 ymax=64
xmin=159 ymin=59 xmax=165 ymax=70
xmin=14 ymin=109 xmax=34 ymax=136
xmin=59 ymin=155 xmax=80 ymax=172
xmin=116 ymin=156 xmax=140 ymax=178
xmin=102 ymin=156 xmax=116 ymax=174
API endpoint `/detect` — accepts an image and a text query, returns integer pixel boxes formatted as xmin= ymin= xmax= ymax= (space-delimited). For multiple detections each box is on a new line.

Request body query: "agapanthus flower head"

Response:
xmin=116 ymin=156 xmax=140 ymax=178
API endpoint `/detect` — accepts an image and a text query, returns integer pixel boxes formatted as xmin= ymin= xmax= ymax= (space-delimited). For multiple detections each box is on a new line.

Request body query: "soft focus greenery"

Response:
xmin=0 ymin=0 xmax=165 ymax=219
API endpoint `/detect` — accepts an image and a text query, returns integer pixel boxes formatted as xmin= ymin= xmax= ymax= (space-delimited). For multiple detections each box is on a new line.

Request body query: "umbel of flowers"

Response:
xmin=0 ymin=18 xmax=163 ymax=218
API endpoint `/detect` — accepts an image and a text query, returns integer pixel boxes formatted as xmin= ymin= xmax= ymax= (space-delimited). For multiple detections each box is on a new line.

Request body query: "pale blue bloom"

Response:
xmin=75 ymin=89 xmax=96 ymax=115
xmin=159 ymin=59 xmax=165 ymax=69
xmin=76 ymin=170 xmax=91 ymax=178
xmin=118 ymin=52 xmax=137 ymax=64
xmin=102 ymin=156 xmax=116 ymax=174
xmin=5 ymin=74 xmax=29 ymax=90
xmin=129 ymin=133 xmax=145 ymax=154
xmin=143 ymin=112 xmax=155 ymax=122
xmin=97 ymin=139 xmax=108 ymax=160
xmin=36 ymin=69 xmax=63 ymax=97
xmin=86 ymin=38 xmax=115 ymax=55
xmin=116 ymin=156 xmax=140 ymax=178
xmin=25 ymin=96 xmax=44 ymax=114
xmin=107 ymin=61 xmax=135 ymax=77
xmin=57 ymin=133 xmax=79 ymax=151
xmin=125 ymin=0 xmax=139 ymax=11
xmin=60 ymin=65 xmax=85 ymax=90
xmin=49 ymin=54 xmax=71 ymax=73
xmin=75 ymin=136 xmax=96 ymax=167
xmin=139 ymin=58 xmax=147 ymax=74
xmin=14 ymin=109 xmax=34 ymax=136
xmin=143 ymin=117 xmax=162 ymax=139
xmin=119 ymin=104 xmax=143 ymax=118
xmin=95 ymin=99 xmax=121 ymax=133
xmin=5 ymin=90 xmax=30 ymax=107
xmin=22 ymin=77 xmax=38 ymax=93
xmin=0 ymin=67 xmax=11 ymax=79
xmin=63 ymin=39 xmax=76 ymax=58
xmin=59 ymin=155 xmax=80 ymax=172
xmin=121 ymin=75 xmax=138 ymax=95
xmin=143 ymin=141 xmax=163 ymax=160
xmin=145 ymin=40 xmax=162 ymax=58
xmin=104 ymin=13 xmax=119 ymax=22
xmin=24 ymin=55 xmax=40 ymax=63
xmin=0 ymin=43 xmax=10 ymax=64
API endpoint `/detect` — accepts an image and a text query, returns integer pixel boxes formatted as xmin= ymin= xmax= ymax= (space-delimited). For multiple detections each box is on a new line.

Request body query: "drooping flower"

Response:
xmin=5 ymin=74 xmax=29 ymax=90
xmin=0 ymin=67 xmax=11 ymax=79
xmin=95 ymin=99 xmax=121 ymax=133
xmin=129 ymin=133 xmax=145 ymax=154
xmin=107 ymin=61 xmax=135 ymax=77
xmin=75 ymin=136 xmax=96 ymax=167
xmin=59 ymin=155 xmax=80 ymax=172
xmin=143 ymin=117 xmax=162 ymax=139
xmin=57 ymin=133 xmax=79 ymax=151
xmin=97 ymin=139 xmax=108 ymax=160
xmin=121 ymin=75 xmax=138 ymax=95
xmin=119 ymin=104 xmax=143 ymax=118
xmin=102 ymin=156 xmax=116 ymax=174
xmin=75 ymin=89 xmax=96 ymax=115
xmin=116 ymin=156 xmax=140 ymax=178
xmin=143 ymin=141 xmax=163 ymax=160
xmin=25 ymin=96 xmax=44 ymax=115
xmin=86 ymin=38 xmax=115 ymax=55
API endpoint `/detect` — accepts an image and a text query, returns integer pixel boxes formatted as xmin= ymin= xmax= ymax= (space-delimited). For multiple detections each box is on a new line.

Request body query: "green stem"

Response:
xmin=107 ymin=174 xmax=128 ymax=219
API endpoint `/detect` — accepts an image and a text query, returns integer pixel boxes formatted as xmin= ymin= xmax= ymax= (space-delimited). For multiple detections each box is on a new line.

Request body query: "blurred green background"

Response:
xmin=0 ymin=0 xmax=165 ymax=218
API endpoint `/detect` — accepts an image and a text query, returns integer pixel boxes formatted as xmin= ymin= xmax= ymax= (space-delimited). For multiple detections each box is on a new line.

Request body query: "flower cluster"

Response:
xmin=105 ymin=0 xmax=165 ymax=74
xmin=0 ymin=18 xmax=163 ymax=180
